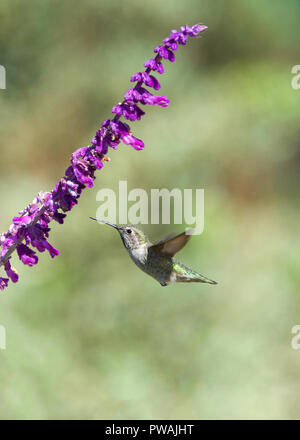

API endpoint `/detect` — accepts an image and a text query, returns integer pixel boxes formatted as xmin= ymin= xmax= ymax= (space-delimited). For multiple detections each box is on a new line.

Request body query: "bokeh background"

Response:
xmin=0 ymin=0 xmax=300 ymax=419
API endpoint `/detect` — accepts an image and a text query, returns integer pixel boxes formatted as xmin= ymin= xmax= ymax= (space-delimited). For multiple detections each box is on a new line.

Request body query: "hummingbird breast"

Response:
xmin=128 ymin=245 xmax=148 ymax=267
xmin=128 ymin=246 xmax=174 ymax=285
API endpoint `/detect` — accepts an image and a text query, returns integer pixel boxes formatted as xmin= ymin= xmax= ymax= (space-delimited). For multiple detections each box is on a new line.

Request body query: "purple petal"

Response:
xmin=111 ymin=104 xmax=123 ymax=116
xmin=154 ymin=45 xmax=169 ymax=59
xmin=144 ymin=58 xmax=157 ymax=70
xmin=13 ymin=216 xmax=32 ymax=226
xmin=193 ymin=24 xmax=208 ymax=34
xmin=130 ymin=72 xmax=143 ymax=83
xmin=0 ymin=277 xmax=9 ymax=291
xmin=44 ymin=241 xmax=60 ymax=258
xmin=4 ymin=259 xmax=19 ymax=283
xmin=143 ymin=73 xmax=161 ymax=90
xmin=121 ymin=134 xmax=144 ymax=150
xmin=53 ymin=212 xmax=66 ymax=224
xmin=167 ymin=49 xmax=175 ymax=62
xmin=17 ymin=244 xmax=38 ymax=267
xmin=143 ymin=95 xmax=169 ymax=107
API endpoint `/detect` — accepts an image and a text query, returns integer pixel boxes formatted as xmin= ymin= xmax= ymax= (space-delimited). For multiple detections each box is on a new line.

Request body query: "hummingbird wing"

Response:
xmin=149 ymin=230 xmax=192 ymax=257
xmin=152 ymin=232 xmax=176 ymax=245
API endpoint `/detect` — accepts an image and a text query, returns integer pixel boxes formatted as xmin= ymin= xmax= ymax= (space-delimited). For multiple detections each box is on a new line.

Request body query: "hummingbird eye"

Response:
xmin=126 ymin=228 xmax=132 ymax=234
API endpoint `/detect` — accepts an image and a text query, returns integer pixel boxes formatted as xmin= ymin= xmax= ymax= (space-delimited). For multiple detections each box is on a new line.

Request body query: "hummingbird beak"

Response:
xmin=89 ymin=217 xmax=119 ymax=229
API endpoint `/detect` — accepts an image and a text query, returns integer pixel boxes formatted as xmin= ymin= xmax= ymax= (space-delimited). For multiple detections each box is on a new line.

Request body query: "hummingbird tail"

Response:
xmin=174 ymin=262 xmax=217 ymax=285
xmin=176 ymin=275 xmax=218 ymax=284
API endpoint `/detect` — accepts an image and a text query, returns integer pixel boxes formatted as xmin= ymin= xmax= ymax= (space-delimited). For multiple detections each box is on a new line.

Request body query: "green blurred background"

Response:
xmin=0 ymin=0 xmax=300 ymax=419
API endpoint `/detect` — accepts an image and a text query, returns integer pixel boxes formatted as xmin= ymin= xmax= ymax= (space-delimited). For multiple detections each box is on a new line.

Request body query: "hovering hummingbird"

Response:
xmin=90 ymin=218 xmax=217 ymax=287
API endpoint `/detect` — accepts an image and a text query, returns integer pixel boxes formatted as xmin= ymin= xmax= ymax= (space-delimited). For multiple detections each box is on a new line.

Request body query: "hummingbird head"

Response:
xmin=89 ymin=218 xmax=149 ymax=250
xmin=116 ymin=225 xmax=149 ymax=250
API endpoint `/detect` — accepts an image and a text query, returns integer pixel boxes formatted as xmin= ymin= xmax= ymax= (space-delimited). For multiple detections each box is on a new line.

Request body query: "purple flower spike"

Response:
xmin=0 ymin=22 xmax=207 ymax=291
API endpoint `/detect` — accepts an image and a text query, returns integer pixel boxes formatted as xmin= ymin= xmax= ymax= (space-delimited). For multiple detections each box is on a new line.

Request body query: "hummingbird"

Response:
xmin=90 ymin=218 xmax=217 ymax=287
